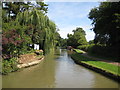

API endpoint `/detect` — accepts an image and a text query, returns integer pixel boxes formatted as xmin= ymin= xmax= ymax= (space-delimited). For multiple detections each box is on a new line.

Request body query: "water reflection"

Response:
xmin=2 ymin=52 xmax=57 ymax=88
xmin=2 ymin=49 xmax=119 ymax=88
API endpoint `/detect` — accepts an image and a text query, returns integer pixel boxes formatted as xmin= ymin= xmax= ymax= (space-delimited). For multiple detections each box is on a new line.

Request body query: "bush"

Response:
xmin=34 ymin=50 xmax=43 ymax=55
xmin=88 ymin=45 xmax=119 ymax=60
xmin=73 ymin=49 xmax=85 ymax=54
xmin=77 ymin=44 xmax=119 ymax=60
xmin=77 ymin=44 xmax=94 ymax=51
xmin=2 ymin=58 xmax=18 ymax=75
xmin=77 ymin=45 xmax=88 ymax=51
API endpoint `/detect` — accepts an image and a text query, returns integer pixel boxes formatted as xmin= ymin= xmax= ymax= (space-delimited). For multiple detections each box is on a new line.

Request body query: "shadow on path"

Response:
xmin=81 ymin=52 xmax=120 ymax=66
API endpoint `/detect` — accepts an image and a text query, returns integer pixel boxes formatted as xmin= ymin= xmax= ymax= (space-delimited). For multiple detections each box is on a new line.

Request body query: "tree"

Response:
xmin=2 ymin=2 xmax=48 ymax=21
xmin=2 ymin=2 xmax=57 ymax=58
xmin=54 ymin=32 xmax=61 ymax=47
xmin=67 ymin=27 xmax=88 ymax=48
xmin=60 ymin=38 xmax=67 ymax=48
xmin=36 ymin=2 xmax=48 ymax=13
xmin=14 ymin=9 xmax=57 ymax=53
xmin=88 ymin=40 xmax=94 ymax=44
xmin=89 ymin=2 xmax=120 ymax=46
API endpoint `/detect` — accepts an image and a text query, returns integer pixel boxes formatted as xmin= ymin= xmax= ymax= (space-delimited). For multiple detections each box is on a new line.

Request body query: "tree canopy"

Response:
xmin=67 ymin=27 xmax=88 ymax=48
xmin=88 ymin=2 xmax=120 ymax=46
xmin=2 ymin=2 xmax=60 ymax=59
xmin=2 ymin=2 xmax=48 ymax=22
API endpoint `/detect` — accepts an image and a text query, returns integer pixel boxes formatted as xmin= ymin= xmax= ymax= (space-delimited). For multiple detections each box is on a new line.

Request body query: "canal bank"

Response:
xmin=2 ymin=50 xmax=44 ymax=75
xmin=2 ymin=49 xmax=119 ymax=88
xmin=17 ymin=53 xmax=44 ymax=68
xmin=71 ymin=49 xmax=120 ymax=82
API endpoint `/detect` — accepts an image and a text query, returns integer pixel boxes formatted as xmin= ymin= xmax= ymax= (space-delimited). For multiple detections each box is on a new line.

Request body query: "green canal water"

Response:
xmin=2 ymin=49 xmax=119 ymax=88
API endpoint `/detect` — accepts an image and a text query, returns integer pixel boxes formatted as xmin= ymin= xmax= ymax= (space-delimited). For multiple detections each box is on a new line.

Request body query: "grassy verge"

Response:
xmin=73 ymin=49 xmax=85 ymax=54
xmin=71 ymin=50 xmax=120 ymax=76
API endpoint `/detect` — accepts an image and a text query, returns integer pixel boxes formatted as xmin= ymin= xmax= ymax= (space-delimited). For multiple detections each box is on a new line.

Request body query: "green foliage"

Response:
xmin=34 ymin=50 xmax=43 ymax=55
xmin=71 ymin=52 xmax=120 ymax=76
xmin=2 ymin=2 xmax=59 ymax=74
xmin=77 ymin=44 xmax=119 ymax=61
xmin=60 ymin=38 xmax=67 ymax=48
xmin=73 ymin=49 xmax=85 ymax=54
xmin=2 ymin=58 xmax=18 ymax=75
xmin=88 ymin=45 xmax=119 ymax=61
xmin=2 ymin=2 xmax=48 ymax=21
xmin=36 ymin=2 xmax=48 ymax=13
xmin=54 ymin=32 xmax=67 ymax=48
xmin=77 ymin=45 xmax=89 ymax=51
xmin=88 ymin=2 xmax=120 ymax=59
xmin=54 ymin=32 xmax=61 ymax=47
xmin=77 ymin=44 xmax=94 ymax=52
xmin=88 ymin=40 xmax=94 ymax=44
xmin=89 ymin=2 xmax=120 ymax=46
xmin=2 ymin=3 xmax=58 ymax=58
xmin=15 ymin=9 xmax=58 ymax=54
xmin=67 ymin=27 xmax=88 ymax=48
xmin=2 ymin=24 xmax=32 ymax=59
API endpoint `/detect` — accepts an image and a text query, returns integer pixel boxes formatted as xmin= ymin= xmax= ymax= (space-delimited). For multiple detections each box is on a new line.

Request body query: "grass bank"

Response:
xmin=1 ymin=50 xmax=44 ymax=75
xmin=77 ymin=44 xmax=119 ymax=62
xmin=71 ymin=49 xmax=120 ymax=81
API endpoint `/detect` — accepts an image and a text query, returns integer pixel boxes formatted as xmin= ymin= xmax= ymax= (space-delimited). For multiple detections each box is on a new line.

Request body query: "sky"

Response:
xmin=46 ymin=2 xmax=100 ymax=41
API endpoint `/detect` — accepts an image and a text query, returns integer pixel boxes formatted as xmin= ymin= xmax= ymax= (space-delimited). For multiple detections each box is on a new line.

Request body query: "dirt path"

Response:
xmin=81 ymin=52 xmax=120 ymax=66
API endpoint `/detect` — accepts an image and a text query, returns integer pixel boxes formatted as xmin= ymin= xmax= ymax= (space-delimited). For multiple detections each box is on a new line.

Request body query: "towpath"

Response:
xmin=81 ymin=52 xmax=120 ymax=66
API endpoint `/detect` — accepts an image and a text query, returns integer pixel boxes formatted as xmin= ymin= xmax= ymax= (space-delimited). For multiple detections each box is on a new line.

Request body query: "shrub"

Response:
xmin=2 ymin=58 xmax=18 ymax=75
xmin=77 ymin=45 xmax=88 ymax=51
xmin=73 ymin=49 xmax=85 ymax=54
xmin=77 ymin=44 xmax=119 ymax=60
xmin=88 ymin=45 xmax=119 ymax=60
xmin=77 ymin=44 xmax=94 ymax=51
xmin=34 ymin=50 xmax=43 ymax=55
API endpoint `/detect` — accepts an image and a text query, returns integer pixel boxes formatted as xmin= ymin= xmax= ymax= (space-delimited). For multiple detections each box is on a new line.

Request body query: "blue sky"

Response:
xmin=46 ymin=2 xmax=100 ymax=41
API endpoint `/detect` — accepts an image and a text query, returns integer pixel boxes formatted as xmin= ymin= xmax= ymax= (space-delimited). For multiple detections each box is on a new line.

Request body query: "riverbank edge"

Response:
xmin=1 ymin=49 xmax=44 ymax=75
xmin=17 ymin=56 xmax=44 ymax=68
xmin=71 ymin=53 xmax=120 ymax=82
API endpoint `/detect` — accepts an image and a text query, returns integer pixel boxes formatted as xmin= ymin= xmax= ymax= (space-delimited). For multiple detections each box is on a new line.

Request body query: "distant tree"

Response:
xmin=89 ymin=40 xmax=94 ymax=44
xmin=54 ymin=32 xmax=61 ymax=47
xmin=59 ymin=38 xmax=67 ymax=48
xmin=67 ymin=34 xmax=75 ymax=46
xmin=67 ymin=27 xmax=88 ymax=48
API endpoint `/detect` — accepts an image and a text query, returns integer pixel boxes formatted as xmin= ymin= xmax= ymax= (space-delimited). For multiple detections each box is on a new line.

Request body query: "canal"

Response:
xmin=2 ymin=49 xmax=119 ymax=88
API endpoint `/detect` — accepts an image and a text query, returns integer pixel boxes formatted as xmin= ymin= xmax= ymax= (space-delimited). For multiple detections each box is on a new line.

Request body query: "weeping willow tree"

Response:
xmin=2 ymin=3 xmax=58 ymax=74
xmin=15 ymin=8 xmax=57 ymax=54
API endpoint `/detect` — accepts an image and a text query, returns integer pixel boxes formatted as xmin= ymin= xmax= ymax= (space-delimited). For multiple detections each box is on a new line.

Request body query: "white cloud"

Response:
xmin=86 ymin=31 xmax=95 ymax=41
xmin=58 ymin=25 xmax=95 ymax=41
xmin=77 ymin=25 xmax=95 ymax=41
xmin=58 ymin=25 xmax=77 ymax=38
xmin=46 ymin=2 xmax=98 ymax=41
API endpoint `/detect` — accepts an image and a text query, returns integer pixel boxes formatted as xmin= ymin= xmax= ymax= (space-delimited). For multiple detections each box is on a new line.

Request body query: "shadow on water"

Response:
xmin=2 ymin=49 xmax=119 ymax=88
